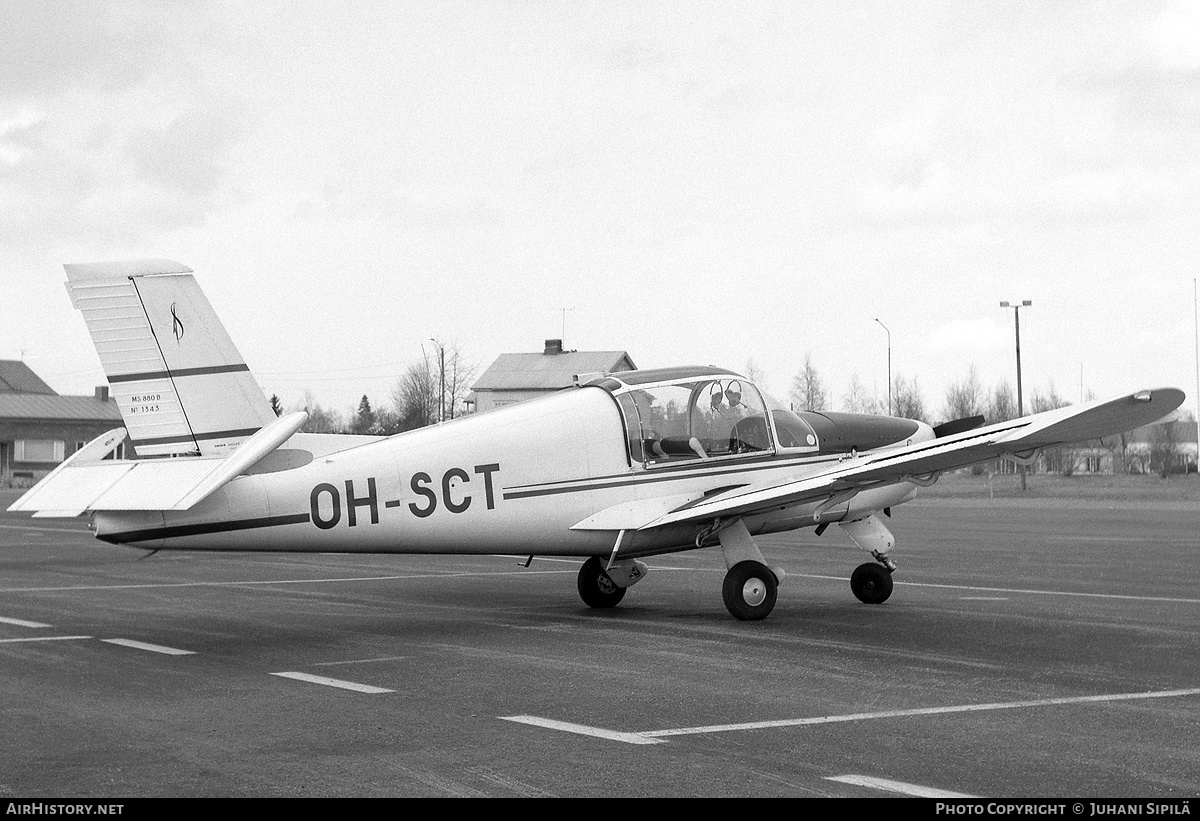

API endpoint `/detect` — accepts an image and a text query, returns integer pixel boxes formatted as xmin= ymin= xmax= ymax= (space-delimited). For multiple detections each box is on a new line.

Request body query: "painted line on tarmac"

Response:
xmin=0 ymin=616 xmax=52 ymax=628
xmin=961 ymin=596 xmax=1009 ymax=600
xmin=102 ymin=638 xmax=195 ymax=656
xmin=501 ymin=715 xmax=664 ymax=745
xmin=505 ymin=686 xmax=1200 ymax=745
xmin=825 ymin=774 xmax=978 ymax=798
xmin=0 ymin=635 xmax=92 ymax=643
xmin=270 ymin=671 xmax=394 ymax=694
xmin=0 ymin=569 xmax=571 ymax=595
xmin=906 ymin=582 xmax=1200 ymax=605
xmin=795 ymin=574 xmax=1200 ymax=605
xmin=310 ymin=656 xmax=408 ymax=666
xmin=597 ymin=561 xmax=1200 ymax=606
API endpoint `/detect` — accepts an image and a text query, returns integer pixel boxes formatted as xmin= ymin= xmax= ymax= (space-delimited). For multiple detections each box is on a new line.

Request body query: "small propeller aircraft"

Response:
xmin=9 ymin=260 xmax=1185 ymax=620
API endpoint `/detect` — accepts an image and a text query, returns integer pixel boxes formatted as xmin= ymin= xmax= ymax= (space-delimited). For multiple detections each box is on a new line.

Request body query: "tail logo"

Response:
xmin=170 ymin=302 xmax=185 ymax=343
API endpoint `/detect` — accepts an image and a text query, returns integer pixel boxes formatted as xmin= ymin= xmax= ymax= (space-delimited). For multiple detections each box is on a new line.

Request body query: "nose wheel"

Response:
xmin=850 ymin=562 xmax=893 ymax=604
xmin=722 ymin=560 xmax=778 ymax=621
xmin=577 ymin=556 xmax=626 ymax=609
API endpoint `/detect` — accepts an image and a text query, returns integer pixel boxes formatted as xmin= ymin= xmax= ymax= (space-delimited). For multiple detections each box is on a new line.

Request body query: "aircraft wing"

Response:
xmin=639 ymin=388 xmax=1185 ymax=531
xmin=8 ymin=411 xmax=309 ymax=517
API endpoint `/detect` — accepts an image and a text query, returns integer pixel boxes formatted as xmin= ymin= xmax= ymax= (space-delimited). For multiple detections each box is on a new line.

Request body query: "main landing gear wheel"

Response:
xmin=722 ymin=560 xmax=778 ymax=621
xmin=850 ymin=562 xmax=894 ymax=604
xmin=578 ymin=556 xmax=626 ymax=609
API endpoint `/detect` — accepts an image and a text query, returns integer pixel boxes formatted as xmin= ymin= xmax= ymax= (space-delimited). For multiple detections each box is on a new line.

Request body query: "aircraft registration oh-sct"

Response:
xmin=9 ymin=260 xmax=1187 ymax=620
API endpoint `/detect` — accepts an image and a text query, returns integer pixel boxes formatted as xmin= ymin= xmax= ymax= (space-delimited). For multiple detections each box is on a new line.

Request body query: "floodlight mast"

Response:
xmin=430 ymin=338 xmax=445 ymax=423
xmin=874 ymin=318 xmax=891 ymax=416
xmin=1000 ymin=300 xmax=1032 ymax=490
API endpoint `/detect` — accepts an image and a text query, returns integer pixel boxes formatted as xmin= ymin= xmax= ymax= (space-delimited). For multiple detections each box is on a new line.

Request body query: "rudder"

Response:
xmin=65 ymin=259 xmax=275 ymax=458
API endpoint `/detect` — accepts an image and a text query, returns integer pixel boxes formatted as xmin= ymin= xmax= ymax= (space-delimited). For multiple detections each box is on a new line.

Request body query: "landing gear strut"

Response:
xmin=717 ymin=519 xmax=785 ymax=621
xmin=840 ymin=514 xmax=897 ymax=604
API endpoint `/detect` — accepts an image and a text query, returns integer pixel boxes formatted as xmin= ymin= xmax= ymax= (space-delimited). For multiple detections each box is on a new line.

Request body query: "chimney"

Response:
xmin=544 ymin=339 xmax=563 ymax=355
xmin=95 ymin=385 xmax=110 ymax=402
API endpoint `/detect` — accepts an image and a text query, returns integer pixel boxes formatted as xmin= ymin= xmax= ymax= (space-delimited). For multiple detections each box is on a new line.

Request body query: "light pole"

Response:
xmin=430 ymin=338 xmax=445 ymax=423
xmin=874 ymin=318 xmax=891 ymax=416
xmin=1000 ymin=300 xmax=1032 ymax=489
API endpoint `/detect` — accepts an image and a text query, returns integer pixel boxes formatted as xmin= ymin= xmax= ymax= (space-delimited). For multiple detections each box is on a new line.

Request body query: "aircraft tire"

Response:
xmin=722 ymin=560 xmax=778 ymax=621
xmin=850 ymin=562 xmax=893 ymax=604
xmin=577 ymin=556 xmax=626 ymax=609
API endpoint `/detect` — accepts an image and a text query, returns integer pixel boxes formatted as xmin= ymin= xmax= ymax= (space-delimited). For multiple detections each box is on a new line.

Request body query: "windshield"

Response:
xmin=616 ymin=377 xmax=775 ymax=465
xmin=760 ymin=391 xmax=820 ymax=452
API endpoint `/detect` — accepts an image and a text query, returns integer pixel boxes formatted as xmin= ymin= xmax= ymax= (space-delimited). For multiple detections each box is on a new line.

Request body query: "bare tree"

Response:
xmin=943 ymin=365 xmax=984 ymax=422
xmin=891 ymin=373 xmax=928 ymax=423
xmin=987 ymin=379 xmax=1016 ymax=423
xmin=391 ymin=357 xmax=439 ymax=432
xmin=437 ymin=340 xmax=478 ymax=420
xmin=743 ymin=357 xmax=767 ymax=391
xmin=1149 ymin=420 xmax=1182 ymax=478
xmin=300 ymin=390 xmax=346 ymax=433
xmin=790 ymin=353 xmax=828 ymax=412
xmin=1028 ymin=382 xmax=1073 ymax=472
xmin=841 ymin=373 xmax=878 ymax=414
xmin=372 ymin=404 xmax=399 ymax=436
xmin=1029 ymin=382 xmax=1070 ymax=414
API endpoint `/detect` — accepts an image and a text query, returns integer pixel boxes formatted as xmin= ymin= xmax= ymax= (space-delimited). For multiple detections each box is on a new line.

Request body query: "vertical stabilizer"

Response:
xmin=64 ymin=260 xmax=275 ymax=458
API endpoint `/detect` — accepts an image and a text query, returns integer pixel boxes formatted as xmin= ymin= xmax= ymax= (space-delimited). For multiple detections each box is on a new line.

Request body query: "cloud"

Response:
xmin=0 ymin=98 xmax=256 ymax=244
xmin=1155 ymin=0 xmax=1200 ymax=70
xmin=124 ymin=101 xmax=256 ymax=198
xmin=0 ymin=108 xmax=46 ymax=165
xmin=0 ymin=2 xmax=253 ymax=246
xmin=926 ymin=318 xmax=1008 ymax=355
xmin=0 ymin=2 xmax=195 ymax=101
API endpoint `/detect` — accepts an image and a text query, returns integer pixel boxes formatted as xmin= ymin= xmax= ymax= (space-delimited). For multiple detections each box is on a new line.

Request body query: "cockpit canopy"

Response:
xmin=586 ymin=367 xmax=819 ymax=467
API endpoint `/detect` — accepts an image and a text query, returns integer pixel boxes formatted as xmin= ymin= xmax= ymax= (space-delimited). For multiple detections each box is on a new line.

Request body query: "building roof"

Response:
xmin=472 ymin=347 xmax=636 ymax=392
xmin=0 ymin=393 xmax=123 ymax=423
xmin=0 ymin=360 xmax=56 ymax=395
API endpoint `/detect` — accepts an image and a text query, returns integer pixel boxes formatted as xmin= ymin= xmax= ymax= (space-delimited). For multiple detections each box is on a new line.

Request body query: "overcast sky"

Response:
xmin=2 ymin=0 xmax=1198 ymax=421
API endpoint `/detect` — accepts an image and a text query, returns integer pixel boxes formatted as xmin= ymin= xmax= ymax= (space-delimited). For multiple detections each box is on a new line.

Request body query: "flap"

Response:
xmin=570 ymin=491 xmax=709 ymax=531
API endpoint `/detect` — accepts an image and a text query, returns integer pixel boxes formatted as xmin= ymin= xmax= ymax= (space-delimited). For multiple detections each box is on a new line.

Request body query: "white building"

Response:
xmin=469 ymin=340 xmax=636 ymax=414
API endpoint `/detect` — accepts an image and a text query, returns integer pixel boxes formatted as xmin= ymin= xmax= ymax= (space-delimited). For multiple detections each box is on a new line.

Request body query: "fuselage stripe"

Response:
xmin=501 ymin=455 xmax=844 ymax=500
xmin=500 ymin=419 xmax=1029 ymax=503
xmin=99 ymin=512 xmax=312 ymax=544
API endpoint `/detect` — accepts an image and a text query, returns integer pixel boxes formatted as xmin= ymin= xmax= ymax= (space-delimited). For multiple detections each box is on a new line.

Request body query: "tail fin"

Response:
xmin=65 ymin=260 xmax=275 ymax=458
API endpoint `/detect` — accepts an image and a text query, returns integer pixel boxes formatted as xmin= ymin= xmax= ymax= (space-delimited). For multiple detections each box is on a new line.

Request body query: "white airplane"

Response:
xmin=10 ymin=260 xmax=1185 ymax=620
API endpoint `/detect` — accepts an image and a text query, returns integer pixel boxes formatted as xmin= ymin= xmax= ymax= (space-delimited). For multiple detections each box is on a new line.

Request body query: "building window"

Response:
xmin=15 ymin=440 xmax=66 ymax=463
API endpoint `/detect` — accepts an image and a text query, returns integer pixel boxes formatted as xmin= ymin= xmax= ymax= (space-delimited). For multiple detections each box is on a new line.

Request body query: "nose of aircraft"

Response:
xmin=800 ymin=411 xmax=932 ymax=454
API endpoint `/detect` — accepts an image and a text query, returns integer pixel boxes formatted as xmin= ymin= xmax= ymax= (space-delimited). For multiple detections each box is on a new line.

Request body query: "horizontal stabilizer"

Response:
xmin=8 ymin=411 xmax=309 ymax=516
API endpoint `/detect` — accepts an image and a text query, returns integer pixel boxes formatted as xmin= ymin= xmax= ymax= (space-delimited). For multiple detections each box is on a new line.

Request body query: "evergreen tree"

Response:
xmin=353 ymin=395 xmax=377 ymax=434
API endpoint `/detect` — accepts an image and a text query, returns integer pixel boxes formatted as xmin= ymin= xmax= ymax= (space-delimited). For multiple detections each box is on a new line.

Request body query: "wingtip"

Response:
xmin=1130 ymin=388 xmax=1186 ymax=412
